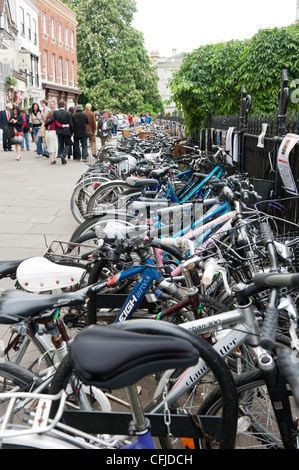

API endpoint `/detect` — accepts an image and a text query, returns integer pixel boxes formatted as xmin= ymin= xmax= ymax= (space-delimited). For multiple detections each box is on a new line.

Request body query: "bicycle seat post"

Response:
xmin=125 ymin=385 xmax=152 ymax=438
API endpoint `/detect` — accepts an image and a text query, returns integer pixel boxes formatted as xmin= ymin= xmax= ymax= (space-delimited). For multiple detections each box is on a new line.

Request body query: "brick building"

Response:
xmin=37 ymin=0 xmax=81 ymax=106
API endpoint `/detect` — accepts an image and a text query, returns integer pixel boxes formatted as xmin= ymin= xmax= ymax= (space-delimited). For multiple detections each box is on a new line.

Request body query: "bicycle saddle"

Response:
xmin=150 ymin=167 xmax=171 ymax=179
xmin=126 ymin=177 xmax=158 ymax=188
xmin=0 ymin=259 xmax=26 ymax=279
xmin=70 ymin=325 xmax=200 ymax=389
xmin=0 ymin=288 xmax=87 ymax=324
xmin=16 ymin=257 xmax=86 ymax=293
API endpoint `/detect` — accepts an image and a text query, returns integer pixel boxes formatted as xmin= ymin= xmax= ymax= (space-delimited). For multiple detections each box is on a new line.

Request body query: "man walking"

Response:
xmin=44 ymin=100 xmax=73 ymax=164
xmin=72 ymin=104 xmax=89 ymax=161
xmin=0 ymin=103 xmax=13 ymax=151
xmin=84 ymin=103 xmax=97 ymax=158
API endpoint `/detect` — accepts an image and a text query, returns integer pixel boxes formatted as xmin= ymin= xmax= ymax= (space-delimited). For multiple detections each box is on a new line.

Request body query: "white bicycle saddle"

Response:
xmin=16 ymin=257 xmax=86 ymax=293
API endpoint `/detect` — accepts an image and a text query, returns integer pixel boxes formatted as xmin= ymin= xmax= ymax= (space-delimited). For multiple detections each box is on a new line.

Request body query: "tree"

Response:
xmin=62 ymin=0 xmax=163 ymax=114
xmin=168 ymin=24 xmax=299 ymax=133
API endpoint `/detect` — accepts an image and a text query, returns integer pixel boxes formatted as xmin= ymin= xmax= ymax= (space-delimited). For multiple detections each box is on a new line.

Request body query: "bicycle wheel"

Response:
xmin=85 ymin=180 xmax=132 ymax=215
xmin=196 ymin=368 xmax=298 ymax=449
xmin=70 ymin=176 xmax=112 ymax=224
xmin=0 ymin=362 xmax=44 ymax=425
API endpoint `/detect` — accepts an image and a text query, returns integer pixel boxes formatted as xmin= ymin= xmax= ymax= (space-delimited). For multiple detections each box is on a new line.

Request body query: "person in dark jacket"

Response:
xmin=72 ymin=104 xmax=89 ymax=161
xmin=0 ymin=102 xmax=13 ymax=151
xmin=44 ymin=99 xmax=73 ymax=164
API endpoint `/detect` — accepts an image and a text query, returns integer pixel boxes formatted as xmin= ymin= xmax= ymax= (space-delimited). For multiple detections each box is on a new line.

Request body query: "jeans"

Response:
xmin=74 ymin=136 xmax=88 ymax=160
xmin=112 ymin=125 xmax=118 ymax=135
xmin=21 ymin=131 xmax=30 ymax=150
xmin=32 ymin=127 xmax=42 ymax=155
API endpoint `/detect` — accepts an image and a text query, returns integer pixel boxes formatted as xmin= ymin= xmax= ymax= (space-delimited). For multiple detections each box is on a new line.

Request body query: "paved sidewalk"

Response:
xmin=0 ymin=147 xmax=86 ymax=286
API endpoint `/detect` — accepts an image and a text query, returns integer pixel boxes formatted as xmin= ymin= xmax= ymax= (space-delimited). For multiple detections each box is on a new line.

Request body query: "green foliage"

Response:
xmin=168 ymin=24 xmax=299 ymax=132
xmin=62 ymin=0 xmax=163 ymax=114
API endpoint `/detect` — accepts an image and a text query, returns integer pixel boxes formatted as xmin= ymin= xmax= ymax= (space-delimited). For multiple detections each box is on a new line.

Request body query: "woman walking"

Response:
xmin=20 ymin=109 xmax=30 ymax=151
xmin=29 ymin=102 xmax=44 ymax=158
xmin=8 ymin=106 xmax=24 ymax=161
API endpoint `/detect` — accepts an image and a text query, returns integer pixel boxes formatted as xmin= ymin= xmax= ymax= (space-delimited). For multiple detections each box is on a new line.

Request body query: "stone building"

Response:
xmin=37 ymin=0 xmax=81 ymax=107
xmin=0 ymin=0 xmax=18 ymax=110
xmin=151 ymin=49 xmax=185 ymax=114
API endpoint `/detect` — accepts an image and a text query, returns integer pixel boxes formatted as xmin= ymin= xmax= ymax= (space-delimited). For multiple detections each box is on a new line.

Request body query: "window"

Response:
xmin=32 ymin=19 xmax=37 ymax=44
xmin=34 ymin=57 xmax=39 ymax=87
xmin=64 ymin=27 xmax=68 ymax=45
xmin=43 ymin=50 xmax=48 ymax=80
xmin=70 ymin=30 xmax=74 ymax=48
xmin=57 ymin=23 xmax=61 ymax=42
xmin=41 ymin=12 xmax=46 ymax=34
xmin=58 ymin=56 xmax=62 ymax=84
xmin=65 ymin=59 xmax=69 ymax=84
xmin=71 ymin=61 xmax=74 ymax=86
xmin=19 ymin=7 xmax=25 ymax=36
xmin=52 ymin=54 xmax=55 ymax=82
xmin=27 ymin=13 xmax=31 ymax=40
xmin=50 ymin=17 xmax=54 ymax=38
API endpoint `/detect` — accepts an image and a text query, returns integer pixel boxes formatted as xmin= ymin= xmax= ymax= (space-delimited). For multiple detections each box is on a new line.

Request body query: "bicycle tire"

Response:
xmin=70 ymin=176 xmax=112 ymax=224
xmin=196 ymin=368 xmax=298 ymax=449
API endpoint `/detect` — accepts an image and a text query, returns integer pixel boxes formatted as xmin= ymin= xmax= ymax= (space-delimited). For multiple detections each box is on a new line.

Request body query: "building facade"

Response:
xmin=37 ymin=0 xmax=81 ymax=107
xmin=14 ymin=0 xmax=44 ymax=108
xmin=0 ymin=0 xmax=18 ymax=110
xmin=151 ymin=49 xmax=185 ymax=114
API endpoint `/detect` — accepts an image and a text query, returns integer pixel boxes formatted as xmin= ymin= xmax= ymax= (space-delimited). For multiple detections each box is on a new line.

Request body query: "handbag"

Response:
xmin=11 ymin=128 xmax=23 ymax=145
xmin=40 ymin=123 xmax=45 ymax=138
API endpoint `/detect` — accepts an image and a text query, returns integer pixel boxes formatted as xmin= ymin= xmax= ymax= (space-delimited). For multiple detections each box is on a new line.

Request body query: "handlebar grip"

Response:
xmin=260 ymin=222 xmax=274 ymax=245
xmin=202 ymin=259 xmax=217 ymax=286
xmin=81 ymin=251 xmax=95 ymax=260
xmin=277 ymin=348 xmax=299 ymax=408
xmin=260 ymin=306 xmax=280 ymax=350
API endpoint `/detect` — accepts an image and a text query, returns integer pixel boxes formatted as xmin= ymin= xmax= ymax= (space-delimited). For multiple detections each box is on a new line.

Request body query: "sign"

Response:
xmin=277 ymin=133 xmax=299 ymax=195
xmin=17 ymin=51 xmax=31 ymax=70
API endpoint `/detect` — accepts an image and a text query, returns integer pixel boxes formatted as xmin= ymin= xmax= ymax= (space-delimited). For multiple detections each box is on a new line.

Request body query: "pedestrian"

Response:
xmin=40 ymin=99 xmax=50 ymax=116
xmin=112 ymin=113 xmax=118 ymax=136
xmin=8 ymin=106 xmax=24 ymax=161
xmin=145 ymin=112 xmax=152 ymax=125
xmin=67 ymin=106 xmax=76 ymax=159
xmin=72 ymin=104 xmax=89 ymax=161
xmin=29 ymin=103 xmax=44 ymax=158
xmin=40 ymin=99 xmax=50 ymax=158
xmin=97 ymin=110 xmax=113 ymax=147
xmin=140 ymin=114 xmax=146 ymax=125
xmin=128 ymin=112 xmax=134 ymax=128
xmin=84 ymin=103 xmax=97 ymax=157
xmin=44 ymin=99 xmax=73 ymax=164
xmin=44 ymin=98 xmax=69 ymax=165
xmin=0 ymin=102 xmax=13 ymax=151
xmin=20 ymin=109 xmax=30 ymax=151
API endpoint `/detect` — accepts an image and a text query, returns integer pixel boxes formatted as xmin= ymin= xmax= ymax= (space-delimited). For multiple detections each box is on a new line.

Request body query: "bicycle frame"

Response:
xmin=87 ymin=255 xmax=165 ymax=325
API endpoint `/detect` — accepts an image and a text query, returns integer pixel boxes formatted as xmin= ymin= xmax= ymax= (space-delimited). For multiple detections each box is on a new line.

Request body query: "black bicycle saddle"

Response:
xmin=70 ymin=325 xmax=200 ymax=390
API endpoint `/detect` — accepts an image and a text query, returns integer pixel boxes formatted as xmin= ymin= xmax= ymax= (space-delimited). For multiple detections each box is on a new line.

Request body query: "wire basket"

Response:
xmin=44 ymin=240 xmax=95 ymax=265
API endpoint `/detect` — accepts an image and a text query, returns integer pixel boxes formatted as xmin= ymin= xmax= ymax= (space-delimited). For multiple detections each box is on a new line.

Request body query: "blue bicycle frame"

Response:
xmin=89 ymin=257 xmax=163 ymax=324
